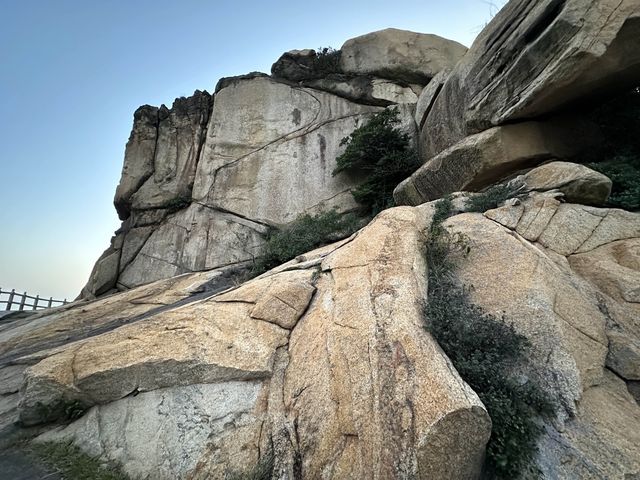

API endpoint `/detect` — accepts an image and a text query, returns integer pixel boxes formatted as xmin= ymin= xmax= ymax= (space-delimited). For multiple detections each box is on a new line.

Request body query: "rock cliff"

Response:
xmin=2 ymin=1 xmax=640 ymax=479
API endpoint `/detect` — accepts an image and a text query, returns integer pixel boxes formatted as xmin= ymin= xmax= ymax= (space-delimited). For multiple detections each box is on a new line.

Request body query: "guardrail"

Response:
xmin=0 ymin=288 xmax=68 ymax=311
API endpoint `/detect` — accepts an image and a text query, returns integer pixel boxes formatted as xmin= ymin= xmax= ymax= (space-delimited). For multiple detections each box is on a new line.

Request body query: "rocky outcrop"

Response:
xmin=421 ymin=0 xmax=640 ymax=158
xmin=6 ymin=208 xmax=492 ymax=480
xmin=462 ymin=193 xmax=640 ymax=478
xmin=86 ymin=28 xmax=455 ymax=298
xmin=114 ymin=91 xmax=213 ymax=220
xmin=339 ymin=28 xmax=467 ymax=84
xmin=400 ymin=0 xmax=640 ymax=205
xmin=393 ymin=119 xmax=597 ymax=205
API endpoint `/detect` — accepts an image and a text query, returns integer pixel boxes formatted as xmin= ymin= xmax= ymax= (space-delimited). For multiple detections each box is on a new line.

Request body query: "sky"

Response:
xmin=0 ymin=0 xmax=506 ymax=300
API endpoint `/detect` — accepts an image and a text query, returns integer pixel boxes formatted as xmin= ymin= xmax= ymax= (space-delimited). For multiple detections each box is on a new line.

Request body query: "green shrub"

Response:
xmin=424 ymin=199 xmax=553 ymax=479
xmin=31 ymin=441 xmax=130 ymax=480
xmin=311 ymin=47 xmax=342 ymax=76
xmin=588 ymin=155 xmax=640 ymax=210
xmin=465 ymin=181 xmax=524 ymax=213
xmin=165 ymin=196 xmax=191 ymax=213
xmin=579 ymin=86 xmax=640 ymax=211
xmin=252 ymin=209 xmax=359 ymax=275
xmin=333 ymin=107 xmax=421 ymax=214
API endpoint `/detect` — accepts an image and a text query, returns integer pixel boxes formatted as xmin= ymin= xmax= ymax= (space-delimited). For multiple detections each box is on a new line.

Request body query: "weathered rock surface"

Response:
xmin=193 ymin=76 xmax=381 ymax=225
xmin=114 ymin=91 xmax=212 ymax=220
xmin=520 ymin=161 xmax=613 ymax=206
xmin=5 ymin=208 xmax=491 ymax=479
xmin=394 ymin=120 xmax=595 ymax=205
xmin=442 ymin=202 xmax=640 ymax=477
xmin=302 ymin=75 xmax=420 ymax=106
xmin=339 ymin=28 xmax=467 ymax=84
xmin=446 ymin=211 xmax=609 ymax=416
xmin=422 ymin=0 xmax=640 ymax=158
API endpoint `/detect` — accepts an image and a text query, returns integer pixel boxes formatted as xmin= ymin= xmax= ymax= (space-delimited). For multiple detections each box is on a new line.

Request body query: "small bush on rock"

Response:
xmin=424 ymin=199 xmax=554 ymax=479
xmin=252 ymin=209 xmax=359 ymax=275
xmin=465 ymin=181 xmax=525 ymax=213
xmin=31 ymin=441 xmax=130 ymax=480
xmin=333 ymin=107 xmax=420 ymax=214
xmin=588 ymin=155 xmax=640 ymax=210
xmin=311 ymin=47 xmax=342 ymax=75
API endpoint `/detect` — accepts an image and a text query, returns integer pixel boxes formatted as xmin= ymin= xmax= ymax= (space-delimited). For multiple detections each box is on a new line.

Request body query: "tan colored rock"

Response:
xmin=486 ymin=194 xmax=640 ymax=255
xmin=395 ymin=120 xmax=591 ymax=205
xmin=422 ymin=0 xmax=640 ymax=158
xmin=0 ymin=271 xmax=224 ymax=365
xmin=283 ymin=207 xmax=491 ymax=479
xmin=446 ymin=212 xmax=609 ymax=415
xmin=340 ymin=28 xmax=467 ymax=84
xmin=569 ymin=239 xmax=640 ymax=380
xmin=521 ymin=161 xmax=612 ymax=206
xmin=16 ymin=207 xmax=491 ymax=480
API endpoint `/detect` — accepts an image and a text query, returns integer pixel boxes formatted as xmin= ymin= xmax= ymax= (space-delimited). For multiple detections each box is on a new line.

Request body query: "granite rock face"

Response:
xmin=7 ymin=208 xmax=492 ymax=480
xmin=394 ymin=121 xmax=597 ymax=206
xmin=83 ymin=53 xmax=428 ymax=297
xmin=421 ymin=0 xmax=640 ymax=158
xmin=4 ymin=198 xmax=640 ymax=479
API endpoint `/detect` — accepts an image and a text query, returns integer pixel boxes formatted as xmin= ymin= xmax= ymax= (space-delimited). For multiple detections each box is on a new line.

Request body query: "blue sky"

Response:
xmin=0 ymin=0 xmax=504 ymax=300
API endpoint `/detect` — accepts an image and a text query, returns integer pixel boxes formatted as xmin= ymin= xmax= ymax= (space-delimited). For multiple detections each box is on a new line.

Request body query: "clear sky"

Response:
xmin=0 ymin=0 xmax=505 ymax=300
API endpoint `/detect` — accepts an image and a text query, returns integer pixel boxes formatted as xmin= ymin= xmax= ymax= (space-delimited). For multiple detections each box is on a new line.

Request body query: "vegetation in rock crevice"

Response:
xmin=310 ymin=47 xmax=342 ymax=76
xmin=30 ymin=441 xmax=130 ymax=480
xmin=251 ymin=209 xmax=360 ymax=276
xmin=423 ymin=198 xmax=554 ymax=479
xmin=332 ymin=107 xmax=421 ymax=214
xmin=465 ymin=181 xmax=525 ymax=213
xmin=581 ymin=86 xmax=640 ymax=211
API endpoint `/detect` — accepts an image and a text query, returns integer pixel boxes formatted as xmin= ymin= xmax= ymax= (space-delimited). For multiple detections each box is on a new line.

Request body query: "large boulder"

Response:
xmin=421 ymin=0 xmax=640 ymax=158
xmin=519 ymin=161 xmax=612 ymax=206
xmin=339 ymin=28 xmax=467 ymax=84
xmin=7 ymin=208 xmax=492 ymax=480
xmin=394 ymin=119 xmax=596 ymax=205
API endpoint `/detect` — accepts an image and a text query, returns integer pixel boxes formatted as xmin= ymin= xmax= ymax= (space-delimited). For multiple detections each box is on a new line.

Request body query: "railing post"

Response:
xmin=48 ymin=297 xmax=53 ymax=308
xmin=33 ymin=295 xmax=39 ymax=310
xmin=19 ymin=292 xmax=27 ymax=311
xmin=6 ymin=289 xmax=15 ymax=311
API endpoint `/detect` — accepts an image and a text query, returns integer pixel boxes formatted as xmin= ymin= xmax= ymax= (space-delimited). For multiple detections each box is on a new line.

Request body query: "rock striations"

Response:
xmin=2 ymin=1 xmax=640 ymax=479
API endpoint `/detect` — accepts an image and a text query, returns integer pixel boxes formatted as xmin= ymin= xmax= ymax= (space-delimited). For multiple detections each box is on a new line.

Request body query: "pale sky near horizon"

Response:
xmin=0 ymin=0 xmax=506 ymax=300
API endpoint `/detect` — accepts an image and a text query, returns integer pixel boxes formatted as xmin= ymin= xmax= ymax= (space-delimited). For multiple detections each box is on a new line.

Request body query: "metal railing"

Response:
xmin=0 ymin=288 xmax=68 ymax=311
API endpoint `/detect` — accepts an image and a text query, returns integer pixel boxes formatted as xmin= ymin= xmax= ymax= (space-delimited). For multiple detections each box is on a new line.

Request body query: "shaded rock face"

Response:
xmin=5 ymin=208 xmax=492 ymax=480
xmin=394 ymin=120 xmax=599 ymax=205
xmin=114 ymin=91 xmax=213 ymax=220
xmin=402 ymin=0 xmax=640 ymax=205
xmin=422 ymin=0 xmax=640 ymax=158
